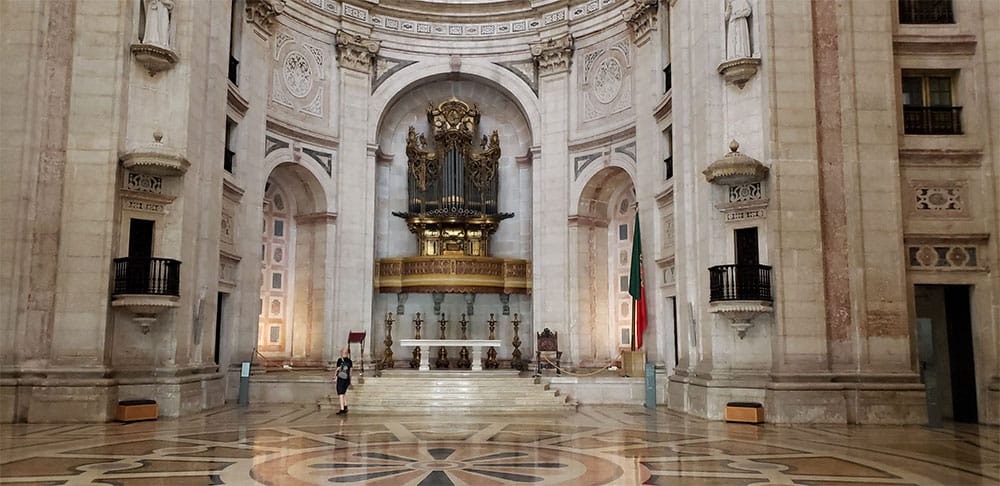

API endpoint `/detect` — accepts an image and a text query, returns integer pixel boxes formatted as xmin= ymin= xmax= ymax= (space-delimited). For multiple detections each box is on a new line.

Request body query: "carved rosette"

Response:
xmin=130 ymin=43 xmax=179 ymax=76
xmin=335 ymin=31 xmax=381 ymax=73
xmin=623 ymin=0 xmax=658 ymax=45
xmin=530 ymin=34 xmax=574 ymax=76
xmin=246 ymin=0 xmax=285 ymax=32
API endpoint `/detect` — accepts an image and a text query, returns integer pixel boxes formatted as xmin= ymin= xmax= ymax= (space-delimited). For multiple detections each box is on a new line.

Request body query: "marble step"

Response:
xmin=318 ymin=373 xmax=577 ymax=413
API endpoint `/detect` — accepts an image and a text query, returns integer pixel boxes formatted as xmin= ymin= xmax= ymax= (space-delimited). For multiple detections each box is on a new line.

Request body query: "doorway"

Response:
xmin=215 ymin=292 xmax=227 ymax=366
xmin=914 ymin=284 xmax=978 ymax=423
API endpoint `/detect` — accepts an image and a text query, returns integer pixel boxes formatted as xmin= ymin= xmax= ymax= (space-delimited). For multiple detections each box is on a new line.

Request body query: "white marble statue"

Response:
xmin=725 ymin=0 xmax=753 ymax=59
xmin=143 ymin=0 xmax=174 ymax=49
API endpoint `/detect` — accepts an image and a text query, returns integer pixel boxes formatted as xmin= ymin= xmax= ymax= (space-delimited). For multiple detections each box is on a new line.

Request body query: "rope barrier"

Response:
xmin=536 ymin=353 xmax=624 ymax=377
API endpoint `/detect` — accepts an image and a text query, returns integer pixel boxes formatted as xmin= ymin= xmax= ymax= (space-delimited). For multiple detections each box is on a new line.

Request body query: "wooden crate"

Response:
xmin=116 ymin=400 xmax=158 ymax=422
xmin=725 ymin=402 xmax=764 ymax=424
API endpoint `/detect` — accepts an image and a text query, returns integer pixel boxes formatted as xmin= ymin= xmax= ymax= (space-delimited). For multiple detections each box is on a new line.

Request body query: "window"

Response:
xmin=273 ymin=220 xmax=284 ymax=237
xmin=228 ymin=0 xmax=242 ymax=85
xmin=663 ymin=64 xmax=672 ymax=93
xmin=271 ymin=272 xmax=282 ymax=289
xmin=663 ymin=128 xmax=673 ymax=180
xmin=898 ymin=0 xmax=953 ymax=24
xmin=664 ymin=157 xmax=673 ymax=180
xmin=619 ymin=224 xmax=629 ymax=240
xmin=225 ymin=118 xmax=237 ymax=172
xmin=902 ymin=72 xmax=961 ymax=135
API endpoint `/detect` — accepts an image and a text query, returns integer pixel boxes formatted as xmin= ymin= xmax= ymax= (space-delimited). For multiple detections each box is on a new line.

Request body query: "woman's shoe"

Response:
xmin=336 ymin=409 xmax=346 ymax=415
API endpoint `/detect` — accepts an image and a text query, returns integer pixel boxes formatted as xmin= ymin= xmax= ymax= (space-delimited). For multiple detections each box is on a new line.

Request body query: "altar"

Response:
xmin=399 ymin=339 xmax=501 ymax=371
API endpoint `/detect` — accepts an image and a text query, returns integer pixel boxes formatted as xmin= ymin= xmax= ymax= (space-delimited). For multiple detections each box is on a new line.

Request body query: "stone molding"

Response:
xmin=227 ymin=82 xmax=250 ymax=118
xmin=623 ymin=0 xmax=658 ymax=45
xmin=246 ymin=0 xmax=286 ymax=32
xmin=335 ymin=31 xmax=381 ymax=73
xmin=899 ymin=148 xmax=982 ymax=167
xmin=717 ymin=57 xmax=760 ymax=89
xmin=531 ymin=34 xmax=574 ymax=76
xmin=893 ymin=34 xmax=976 ymax=56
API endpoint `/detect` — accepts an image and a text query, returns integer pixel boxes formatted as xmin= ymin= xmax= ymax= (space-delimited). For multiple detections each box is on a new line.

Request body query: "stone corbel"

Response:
xmin=130 ymin=43 xmax=179 ymax=76
xmin=120 ymin=131 xmax=190 ymax=176
xmin=246 ymin=0 xmax=285 ymax=33
xmin=703 ymin=140 xmax=768 ymax=186
xmin=623 ymin=0 xmax=658 ymax=45
xmin=335 ymin=31 xmax=381 ymax=73
xmin=530 ymin=34 xmax=574 ymax=76
xmin=709 ymin=301 xmax=772 ymax=339
xmin=718 ymin=57 xmax=761 ymax=89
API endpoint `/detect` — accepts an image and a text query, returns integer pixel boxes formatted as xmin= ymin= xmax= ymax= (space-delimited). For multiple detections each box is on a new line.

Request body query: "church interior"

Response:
xmin=1 ymin=0 xmax=997 ymax=484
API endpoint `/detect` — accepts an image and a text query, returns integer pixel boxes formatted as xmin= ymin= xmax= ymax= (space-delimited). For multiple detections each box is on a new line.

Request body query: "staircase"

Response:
xmin=318 ymin=369 xmax=577 ymax=413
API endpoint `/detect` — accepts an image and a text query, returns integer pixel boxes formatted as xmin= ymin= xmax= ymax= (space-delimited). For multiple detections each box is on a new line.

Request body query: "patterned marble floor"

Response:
xmin=0 ymin=405 xmax=997 ymax=485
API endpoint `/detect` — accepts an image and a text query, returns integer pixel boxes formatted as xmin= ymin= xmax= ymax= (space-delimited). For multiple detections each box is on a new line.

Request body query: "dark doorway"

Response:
xmin=735 ymin=227 xmax=759 ymax=265
xmin=914 ymin=284 xmax=978 ymax=424
xmin=128 ymin=218 xmax=155 ymax=258
xmin=215 ymin=292 xmax=227 ymax=366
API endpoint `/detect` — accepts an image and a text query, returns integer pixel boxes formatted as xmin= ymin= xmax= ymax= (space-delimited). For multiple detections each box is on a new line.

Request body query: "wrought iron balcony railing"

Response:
xmin=113 ymin=257 xmax=181 ymax=296
xmin=898 ymin=0 xmax=954 ymax=24
xmin=903 ymin=106 xmax=962 ymax=135
xmin=709 ymin=264 xmax=772 ymax=302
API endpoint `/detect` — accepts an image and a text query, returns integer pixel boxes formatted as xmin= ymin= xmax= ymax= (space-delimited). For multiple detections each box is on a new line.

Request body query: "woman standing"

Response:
xmin=335 ymin=347 xmax=353 ymax=415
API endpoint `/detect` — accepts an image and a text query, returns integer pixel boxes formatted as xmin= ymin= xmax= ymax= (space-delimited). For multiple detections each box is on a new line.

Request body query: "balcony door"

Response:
xmin=735 ymin=227 xmax=758 ymax=265
xmin=128 ymin=218 xmax=155 ymax=258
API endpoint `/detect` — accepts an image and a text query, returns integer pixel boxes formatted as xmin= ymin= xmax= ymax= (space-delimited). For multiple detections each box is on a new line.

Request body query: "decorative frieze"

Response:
xmin=246 ymin=0 xmax=286 ymax=32
xmin=623 ymin=0 xmax=658 ymax=45
xmin=125 ymin=172 xmax=163 ymax=193
xmin=335 ymin=31 xmax=380 ymax=73
xmin=531 ymin=34 xmax=574 ymax=76
xmin=728 ymin=182 xmax=763 ymax=203
xmin=908 ymin=245 xmax=981 ymax=270
xmin=909 ymin=180 xmax=968 ymax=218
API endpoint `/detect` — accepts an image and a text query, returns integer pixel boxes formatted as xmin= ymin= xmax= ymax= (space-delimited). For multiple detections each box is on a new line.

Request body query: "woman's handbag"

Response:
xmin=337 ymin=368 xmax=348 ymax=380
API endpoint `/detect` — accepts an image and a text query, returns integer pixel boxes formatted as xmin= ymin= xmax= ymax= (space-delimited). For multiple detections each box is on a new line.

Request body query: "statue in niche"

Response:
xmin=725 ymin=0 xmax=753 ymax=60
xmin=143 ymin=0 xmax=174 ymax=49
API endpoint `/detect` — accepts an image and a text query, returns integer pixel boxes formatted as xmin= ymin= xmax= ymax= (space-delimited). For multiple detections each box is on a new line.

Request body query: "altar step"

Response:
xmin=318 ymin=369 xmax=577 ymax=414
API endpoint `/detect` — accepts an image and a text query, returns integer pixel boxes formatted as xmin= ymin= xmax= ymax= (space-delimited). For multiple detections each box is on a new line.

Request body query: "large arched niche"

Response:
xmin=569 ymin=164 xmax=636 ymax=366
xmin=371 ymin=73 xmax=535 ymax=358
xmin=369 ymin=60 xmax=541 ymax=146
xmin=255 ymin=156 xmax=336 ymax=367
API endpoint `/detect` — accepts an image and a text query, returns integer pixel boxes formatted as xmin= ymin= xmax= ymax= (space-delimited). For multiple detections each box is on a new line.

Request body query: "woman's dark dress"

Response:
xmin=335 ymin=357 xmax=353 ymax=395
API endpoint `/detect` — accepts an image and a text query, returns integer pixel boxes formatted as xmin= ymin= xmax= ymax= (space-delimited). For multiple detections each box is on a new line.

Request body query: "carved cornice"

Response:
xmin=295 ymin=212 xmax=338 ymax=224
xmin=623 ymin=0 xmax=658 ymax=45
xmin=246 ymin=0 xmax=286 ymax=32
xmin=530 ymin=34 xmax=574 ymax=76
xmin=335 ymin=31 xmax=381 ymax=73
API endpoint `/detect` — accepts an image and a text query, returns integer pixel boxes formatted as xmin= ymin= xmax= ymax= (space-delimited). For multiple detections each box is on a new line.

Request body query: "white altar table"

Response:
xmin=398 ymin=339 xmax=502 ymax=371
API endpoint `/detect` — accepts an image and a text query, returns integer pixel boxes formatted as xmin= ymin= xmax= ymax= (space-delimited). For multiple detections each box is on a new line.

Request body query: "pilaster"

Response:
xmin=530 ymin=34 xmax=573 ymax=361
xmin=332 ymin=31 xmax=379 ymax=367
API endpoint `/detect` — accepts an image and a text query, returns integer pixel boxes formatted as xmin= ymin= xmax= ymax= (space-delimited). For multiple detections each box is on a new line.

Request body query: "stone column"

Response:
xmin=529 ymin=34 xmax=574 ymax=362
xmin=332 ymin=31 xmax=380 ymax=367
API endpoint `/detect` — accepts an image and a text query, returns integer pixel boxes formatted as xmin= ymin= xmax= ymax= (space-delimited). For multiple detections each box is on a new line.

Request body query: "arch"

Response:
xmin=569 ymin=164 xmax=637 ymax=365
xmin=571 ymin=161 xmax=636 ymax=219
xmin=263 ymin=149 xmax=335 ymax=215
xmin=369 ymin=59 xmax=541 ymax=146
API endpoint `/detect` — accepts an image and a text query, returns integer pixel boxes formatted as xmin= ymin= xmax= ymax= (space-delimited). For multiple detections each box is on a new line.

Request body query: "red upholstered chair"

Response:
xmin=536 ymin=328 xmax=562 ymax=375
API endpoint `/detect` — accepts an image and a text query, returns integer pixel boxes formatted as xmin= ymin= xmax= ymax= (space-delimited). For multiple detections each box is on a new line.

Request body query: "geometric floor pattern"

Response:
xmin=1 ymin=404 xmax=997 ymax=485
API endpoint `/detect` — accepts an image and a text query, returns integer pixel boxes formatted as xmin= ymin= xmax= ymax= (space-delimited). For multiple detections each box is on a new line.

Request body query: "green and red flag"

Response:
xmin=628 ymin=212 xmax=647 ymax=349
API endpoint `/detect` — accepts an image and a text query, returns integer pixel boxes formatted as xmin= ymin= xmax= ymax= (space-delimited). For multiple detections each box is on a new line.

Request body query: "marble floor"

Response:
xmin=0 ymin=405 xmax=997 ymax=485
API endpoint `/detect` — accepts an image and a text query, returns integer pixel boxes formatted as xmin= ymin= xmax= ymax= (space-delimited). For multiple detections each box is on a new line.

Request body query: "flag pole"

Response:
xmin=630 ymin=201 xmax=638 ymax=352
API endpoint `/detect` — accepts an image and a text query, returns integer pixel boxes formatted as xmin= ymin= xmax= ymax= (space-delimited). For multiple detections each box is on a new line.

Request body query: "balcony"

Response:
xmin=903 ymin=106 xmax=962 ymax=135
xmin=708 ymin=264 xmax=773 ymax=338
xmin=709 ymin=264 xmax=772 ymax=302
xmin=111 ymin=257 xmax=181 ymax=333
xmin=898 ymin=0 xmax=954 ymax=24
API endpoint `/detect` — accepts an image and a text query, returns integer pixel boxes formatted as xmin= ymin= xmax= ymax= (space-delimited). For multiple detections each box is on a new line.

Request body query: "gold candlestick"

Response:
xmin=381 ymin=312 xmax=395 ymax=369
xmin=436 ymin=313 xmax=449 ymax=368
xmin=458 ymin=313 xmax=471 ymax=369
xmin=485 ymin=313 xmax=499 ymax=369
xmin=510 ymin=313 xmax=524 ymax=371
xmin=410 ymin=312 xmax=423 ymax=369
